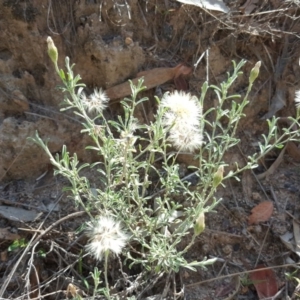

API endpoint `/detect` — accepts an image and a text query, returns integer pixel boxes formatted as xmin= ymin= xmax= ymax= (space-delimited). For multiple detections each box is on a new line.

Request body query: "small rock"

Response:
xmin=178 ymin=163 xmax=187 ymax=178
xmin=252 ymin=192 xmax=261 ymax=201
xmin=202 ymin=244 xmax=210 ymax=254
xmin=222 ymin=244 xmax=233 ymax=256
xmin=50 ymin=191 xmax=57 ymax=199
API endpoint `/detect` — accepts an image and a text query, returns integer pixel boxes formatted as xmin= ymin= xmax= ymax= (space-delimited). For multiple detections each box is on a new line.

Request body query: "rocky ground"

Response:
xmin=0 ymin=0 xmax=300 ymax=299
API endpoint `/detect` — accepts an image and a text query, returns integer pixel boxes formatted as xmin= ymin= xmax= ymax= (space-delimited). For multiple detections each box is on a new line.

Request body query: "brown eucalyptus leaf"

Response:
xmin=105 ymin=64 xmax=192 ymax=100
xmin=248 ymin=201 xmax=274 ymax=225
xmin=174 ymin=75 xmax=189 ymax=91
xmin=249 ymin=265 xmax=278 ymax=299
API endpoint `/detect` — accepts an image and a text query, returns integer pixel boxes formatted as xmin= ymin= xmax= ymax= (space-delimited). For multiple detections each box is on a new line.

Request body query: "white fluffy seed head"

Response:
xmin=161 ymin=91 xmax=202 ymax=126
xmin=85 ymin=216 xmax=128 ymax=261
xmin=160 ymin=90 xmax=203 ymax=152
xmin=295 ymin=90 xmax=300 ymax=109
xmin=81 ymin=88 xmax=109 ymax=115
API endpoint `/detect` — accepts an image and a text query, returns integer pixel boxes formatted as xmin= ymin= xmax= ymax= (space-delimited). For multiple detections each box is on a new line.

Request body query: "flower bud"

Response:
xmin=249 ymin=61 xmax=261 ymax=85
xmin=47 ymin=36 xmax=58 ymax=65
xmin=213 ymin=165 xmax=224 ymax=188
xmin=194 ymin=212 xmax=205 ymax=236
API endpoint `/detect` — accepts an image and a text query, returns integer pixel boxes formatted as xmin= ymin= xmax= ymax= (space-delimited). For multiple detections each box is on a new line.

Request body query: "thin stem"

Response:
xmin=104 ymin=250 xmax=110 ymax=299
xmin=181 ymin=233 xmax=197 ymax=254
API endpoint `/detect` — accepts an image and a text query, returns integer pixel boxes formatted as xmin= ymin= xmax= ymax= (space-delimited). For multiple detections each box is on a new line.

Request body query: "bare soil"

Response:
xmin=0 ymin=0 xmax=300 ymax=299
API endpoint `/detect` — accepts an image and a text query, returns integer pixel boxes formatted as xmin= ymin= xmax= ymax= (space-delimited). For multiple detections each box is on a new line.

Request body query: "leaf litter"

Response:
xmin=248 ymin=201 xmax=274 ymax=225
xmin=1 ymin=1 xmax=297 ymax=299
xmin=249 ymin=265 xmax=278 ymax=299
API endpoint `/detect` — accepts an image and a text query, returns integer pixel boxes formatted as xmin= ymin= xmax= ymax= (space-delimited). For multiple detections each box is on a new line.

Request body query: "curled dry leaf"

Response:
xmin=249 ymin=265 xmax=278 ymax=299
xmin=176 ymin=0 xmax=230 ymax=13
xmin=281 ymin=216 xmax=300 ymax=256
xmin=105 ymin=64 xmax=192 ymax=100
xmin=256 ymin=146 xmax=285 ymax=180
xmin=173 ymin=64 xmax=192 ymax=91
xmin=248 ymin=201 xmax=274 ymax=225
xmin=261 ymin=86 xmax=286 ymax=120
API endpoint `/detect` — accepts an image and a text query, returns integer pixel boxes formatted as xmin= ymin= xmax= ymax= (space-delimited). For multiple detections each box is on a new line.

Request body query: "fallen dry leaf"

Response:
xmin=105 ymin=64 xmax=192 ymax=100
xmin=239 ymin=0 xmax=259 ymax=14
xmin=0 ymin=205 xmax=41 ymax=222
xmin=176 ymin=0 xmax=230 ymax=13
xmin=0 ymin=251 xmax=8 ymax=262
xmin=174 ymin=75 xmax=189 ymax=90
xmin=281 ymin=215 xmax=300 ymax=256
xmin=280 ymin=231 xmax=297 ymax=255
xmin=248 ymin=201 xmax=274 ymax=225
xmin=249 ymin=265 xmax=278 ymax=299
xmin=286 ymin=142 xmax=300 ymax=163
xmin=293 ymin=217 xmax=300 ymax=254
xmin=0 ymin=227 xmax=20 ymax=240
